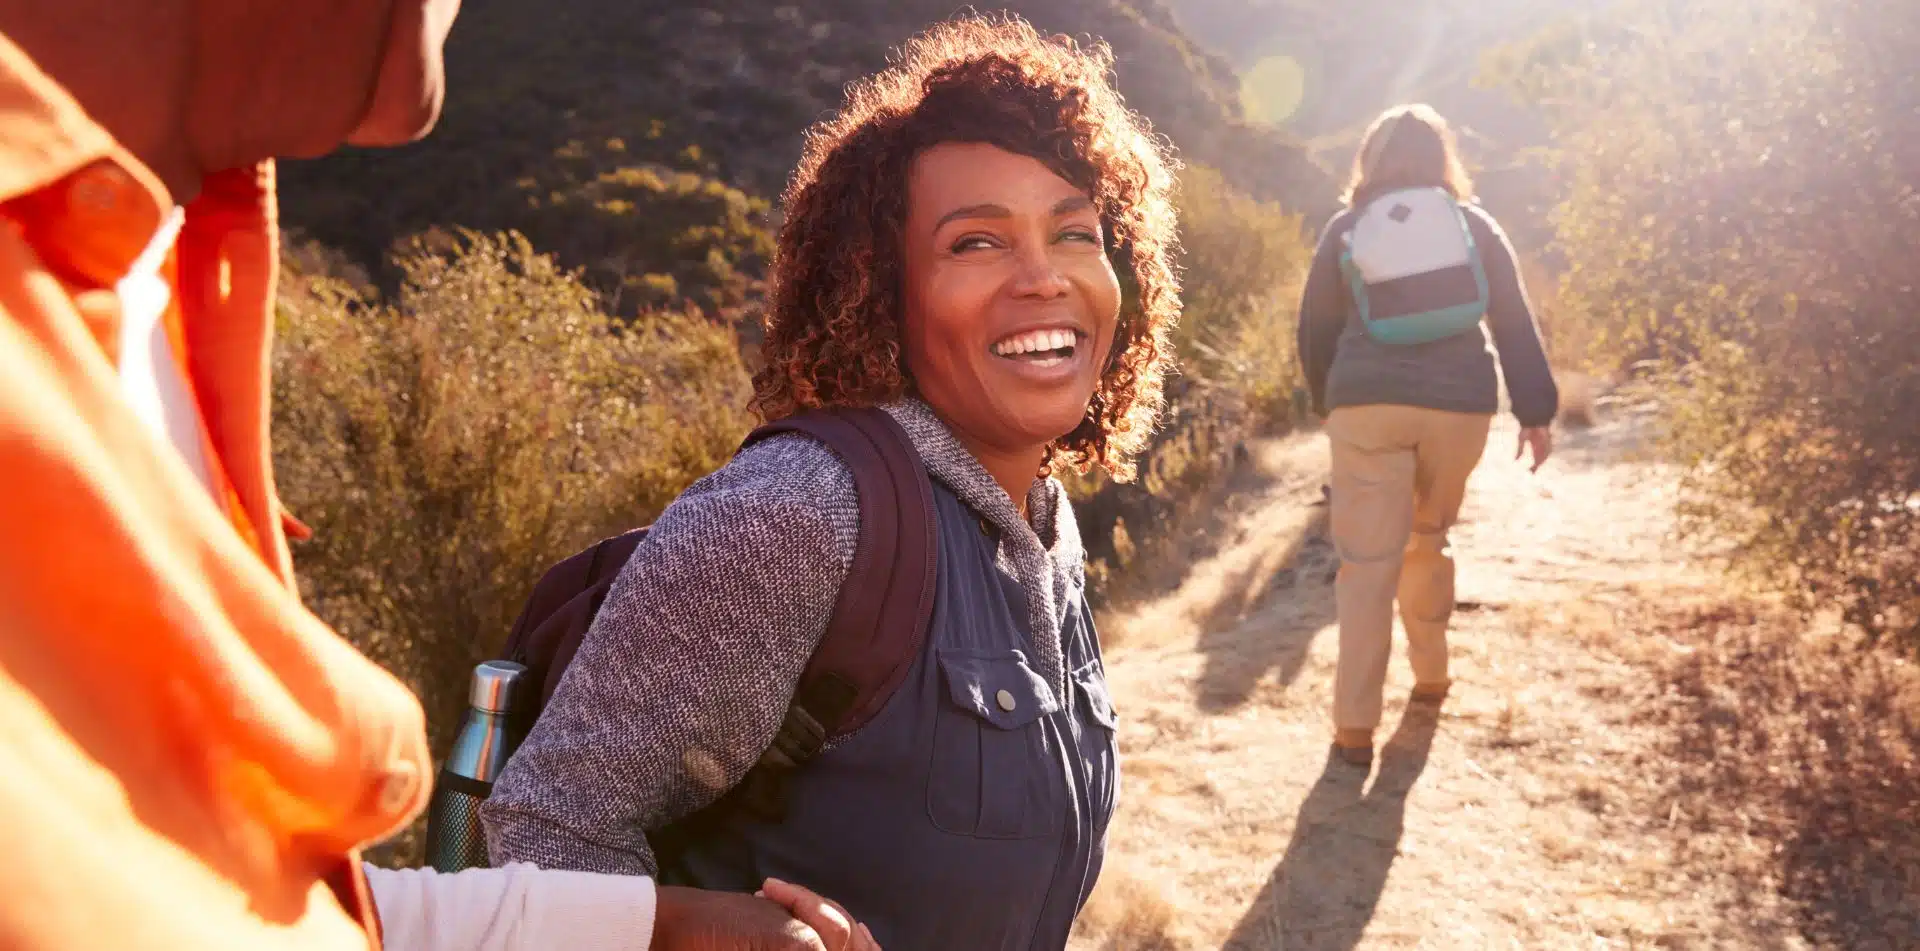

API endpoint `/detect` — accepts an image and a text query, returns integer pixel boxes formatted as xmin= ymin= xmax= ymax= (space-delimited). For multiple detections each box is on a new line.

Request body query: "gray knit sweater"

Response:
xmin=478 ymin=398 xmax=1087 ymax=875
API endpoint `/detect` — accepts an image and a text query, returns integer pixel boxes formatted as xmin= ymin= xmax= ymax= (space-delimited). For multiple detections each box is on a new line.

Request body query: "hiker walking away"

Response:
xmin=0 ymin=2 xmax=867 ymax=948
xmin=1296 ymin=104 xmax=1559 ymax=768
xmin=479 ymin=16 xmax=1181 ymax=951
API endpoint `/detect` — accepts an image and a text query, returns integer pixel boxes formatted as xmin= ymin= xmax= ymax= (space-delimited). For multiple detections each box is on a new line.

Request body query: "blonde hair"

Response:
xmin=1341 ymin=104 xmax=1475 ymax=207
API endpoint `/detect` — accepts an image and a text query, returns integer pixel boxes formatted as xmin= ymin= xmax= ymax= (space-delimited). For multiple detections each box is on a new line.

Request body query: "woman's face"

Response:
xmin=901 ymin=142 xmax=1122 ymax=459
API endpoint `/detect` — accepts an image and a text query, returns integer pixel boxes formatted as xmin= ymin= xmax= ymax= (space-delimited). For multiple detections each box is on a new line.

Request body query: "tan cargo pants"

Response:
xmin=1326 ymin=405 xmax=1493 ymax=738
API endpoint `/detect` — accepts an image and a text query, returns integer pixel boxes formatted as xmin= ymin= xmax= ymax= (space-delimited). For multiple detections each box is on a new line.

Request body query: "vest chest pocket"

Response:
xmin=1072 ymin=662 xmax=1119 ymax=731
xmin=1071 ymin=660 xmax=1122 ymax=844
xmin=1065 ymin=594 xmax=1120 ymax=732
xmin=928 ymin=649 xmax=1066 ymax=839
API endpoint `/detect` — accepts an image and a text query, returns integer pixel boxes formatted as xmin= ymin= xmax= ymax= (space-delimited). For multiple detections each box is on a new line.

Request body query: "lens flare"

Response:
xmin=1240 ymin=53 xmax=1308 ymax=125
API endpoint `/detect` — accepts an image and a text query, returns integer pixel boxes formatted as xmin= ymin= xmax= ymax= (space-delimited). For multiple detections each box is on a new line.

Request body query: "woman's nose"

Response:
xmin=1009 ymin=247 xmax=1071 ymax=300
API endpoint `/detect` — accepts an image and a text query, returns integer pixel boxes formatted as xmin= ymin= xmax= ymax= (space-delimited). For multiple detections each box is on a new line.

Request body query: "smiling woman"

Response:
xmin=899 ymin=143 xmax=1126 ymax=505
xmin=479 ymin=13 xmax=1181 ymax=951
xmin=755 ymin=16 xmax=1181 ymax=492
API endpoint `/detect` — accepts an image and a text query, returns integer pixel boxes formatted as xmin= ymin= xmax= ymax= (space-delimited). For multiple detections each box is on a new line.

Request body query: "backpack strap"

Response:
xmin=723 ymin=405 xmax=938 ymax=820
xmin=500 ymin=526 xmax=651 ymax=717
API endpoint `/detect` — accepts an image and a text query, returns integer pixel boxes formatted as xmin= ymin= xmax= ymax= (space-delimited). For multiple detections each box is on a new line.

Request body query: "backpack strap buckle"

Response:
xmin=733 ymin=673 xmax=858 ymax=821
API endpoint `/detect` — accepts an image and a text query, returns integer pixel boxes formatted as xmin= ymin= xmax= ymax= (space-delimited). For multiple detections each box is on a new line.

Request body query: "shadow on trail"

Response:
xmin=1193 ymin=504 xmax=1339 ymax=714
xmin=1221 ymin=702 xmax=1440 ymax=950
xmin=1189 ymin=405 xmax=1644 ymax=715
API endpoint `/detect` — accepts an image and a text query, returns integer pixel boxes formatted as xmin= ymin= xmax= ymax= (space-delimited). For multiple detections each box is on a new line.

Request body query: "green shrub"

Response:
xmin=518 ymin=137 xmax=775 ymax=317
xmin=1169 ymin=164 xmax=1314 ymax=425
xmin=1500 ymin=0 xmax=1920 ymax=649
xmin=1074 ymin=164 xmax=1315 ymax=602
xmin=273 ymin=230 xmax=753 ymax=774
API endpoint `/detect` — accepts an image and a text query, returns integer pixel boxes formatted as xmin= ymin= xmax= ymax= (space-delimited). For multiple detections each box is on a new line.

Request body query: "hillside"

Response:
xmin=278 ymin=0 xmax=1337 ymax=310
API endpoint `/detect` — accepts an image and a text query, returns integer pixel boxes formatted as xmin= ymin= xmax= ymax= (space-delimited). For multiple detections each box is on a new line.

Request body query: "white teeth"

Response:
xmin=993 ymin=328 xmax=1077 ymax=357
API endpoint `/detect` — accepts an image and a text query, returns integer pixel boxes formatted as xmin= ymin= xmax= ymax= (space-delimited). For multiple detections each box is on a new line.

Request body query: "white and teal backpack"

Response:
xmin=1339 ymin=186 xmax=1489 ymax=345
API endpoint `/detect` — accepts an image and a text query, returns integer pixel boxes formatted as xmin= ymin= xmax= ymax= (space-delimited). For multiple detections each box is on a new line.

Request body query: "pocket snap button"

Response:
xmin=996 ymin=689 xmax=1017 ymax=712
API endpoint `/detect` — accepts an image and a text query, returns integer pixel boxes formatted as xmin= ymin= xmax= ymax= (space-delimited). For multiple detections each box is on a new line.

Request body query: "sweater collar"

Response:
xmin=879 ymin=397 xmax=1084 ymax=573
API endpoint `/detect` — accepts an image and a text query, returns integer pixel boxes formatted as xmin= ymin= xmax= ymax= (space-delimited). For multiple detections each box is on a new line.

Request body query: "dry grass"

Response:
xmin=1074 ymin=866 xmax=1185 ymax=951
xmin=1101 ymin=435 xmax=1335 ymax=655
xmin=1073 ymin=405 xmax=1919 ymax=949
xmin=1617 ymin=599 xmax=1920 ymax=948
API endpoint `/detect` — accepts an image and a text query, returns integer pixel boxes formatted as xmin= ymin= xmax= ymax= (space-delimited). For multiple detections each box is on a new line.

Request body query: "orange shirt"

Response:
xmin=0 ymin=32 xmax=431 ymax=951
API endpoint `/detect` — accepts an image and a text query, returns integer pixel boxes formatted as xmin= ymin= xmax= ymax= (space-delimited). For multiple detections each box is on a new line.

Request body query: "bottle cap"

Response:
xmin=469 ymin=660 xmax=527 ymax=714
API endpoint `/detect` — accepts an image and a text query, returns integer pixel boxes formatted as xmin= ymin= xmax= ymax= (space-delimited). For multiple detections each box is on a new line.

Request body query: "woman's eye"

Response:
xmin=952 ymin=235 xmax=1000 ymax=253
xmin=1058 ymin=228 xmax=1101 ymax=244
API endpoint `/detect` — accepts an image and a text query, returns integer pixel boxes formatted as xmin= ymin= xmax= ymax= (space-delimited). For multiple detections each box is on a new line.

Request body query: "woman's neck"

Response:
xmin=951 ymin=435 xmax=1046 ymax=522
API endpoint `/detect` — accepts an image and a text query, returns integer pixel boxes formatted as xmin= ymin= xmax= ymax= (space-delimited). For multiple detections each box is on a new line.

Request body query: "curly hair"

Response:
xmin=751 ymin=14 xmax=1182 ymax=481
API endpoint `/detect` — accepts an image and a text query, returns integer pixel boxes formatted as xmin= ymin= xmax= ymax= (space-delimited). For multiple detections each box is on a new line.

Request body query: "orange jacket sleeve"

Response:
xmin=0 ymin=209 xmax=430 ymax=947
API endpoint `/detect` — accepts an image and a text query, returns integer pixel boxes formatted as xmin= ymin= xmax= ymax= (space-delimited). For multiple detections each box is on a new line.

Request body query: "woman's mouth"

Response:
xmin=991 ymin=327 xmax=1082 ymax=369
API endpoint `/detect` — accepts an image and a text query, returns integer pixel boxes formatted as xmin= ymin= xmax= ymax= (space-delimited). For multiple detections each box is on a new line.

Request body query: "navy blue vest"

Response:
xmin=671 ymin=483 xmax=1120 ymax=950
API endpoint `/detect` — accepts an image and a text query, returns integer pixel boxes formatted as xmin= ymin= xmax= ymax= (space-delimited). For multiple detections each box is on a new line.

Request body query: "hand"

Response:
xmin=759 ymin=879 xmax=881 ymax=951
xmin=1516 ymin=426 xmax=1553 ymax=473
xmin=651 ymin=886 xmax=828 ymax=951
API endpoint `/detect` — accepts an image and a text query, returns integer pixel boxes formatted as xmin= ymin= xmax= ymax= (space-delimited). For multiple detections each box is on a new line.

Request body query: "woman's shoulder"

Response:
xmin=1458 ymin=201 xmax=1511 ymax=239
xmin=1318 ymin=206 xmax=1360 ymax=243
xmin=652 ymin=432 xmax=860 ymax=569
xmin=694 ymin=431 xmax=857 ymax=498
xmin=1455 ymin=202 xmax=1520 ymax=270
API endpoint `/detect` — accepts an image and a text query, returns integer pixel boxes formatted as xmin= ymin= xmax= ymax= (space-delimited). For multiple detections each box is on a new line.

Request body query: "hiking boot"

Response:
xmin=1332 ymin=743 xmax=1373 ymax=768
xmin=1333 ymin=728 xmax=1374 ymax=768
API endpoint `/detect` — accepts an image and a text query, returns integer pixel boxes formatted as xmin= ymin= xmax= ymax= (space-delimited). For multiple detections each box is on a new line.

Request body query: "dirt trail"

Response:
xmin=1070 ymin=405 xmax=1854 ymax=949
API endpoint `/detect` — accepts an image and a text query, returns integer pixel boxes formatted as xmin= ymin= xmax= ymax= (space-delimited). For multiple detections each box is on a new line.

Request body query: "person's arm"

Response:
xmin=1470 ymin=207 xmax=1560 ymax=428
xmin=1297 ymin=211 xmax=1353 ymax=417
xmin=366 ymin=863 xmax=656 ymax=951
xmin=365 ymin=862 xmax=888 ymax=951
xmin=0 ymin=224 xmax=430 ymax=894
xmin=479 ymin=436 xmax=856 ymax=875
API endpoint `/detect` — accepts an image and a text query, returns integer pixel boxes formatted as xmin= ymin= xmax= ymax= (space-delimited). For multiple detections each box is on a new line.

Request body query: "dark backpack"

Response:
xmin=498 ymin=407 xmax=938 ymax=844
